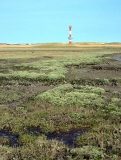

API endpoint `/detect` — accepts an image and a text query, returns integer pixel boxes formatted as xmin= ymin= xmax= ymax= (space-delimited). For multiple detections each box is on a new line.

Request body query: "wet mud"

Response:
xmin=27 ymin=127 xmax=88 ymax=147
xmin=0 ymin=127 xmax=88 ymax=147
xmin=0 ymin=130 xmax=20 ymax=147
xmin=46 ymin=129 xmax=88 ymax=147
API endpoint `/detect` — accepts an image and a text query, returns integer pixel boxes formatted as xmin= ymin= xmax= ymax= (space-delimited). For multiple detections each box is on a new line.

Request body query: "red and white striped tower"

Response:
xmin=68 ymin=25 xmax=73 ymax=44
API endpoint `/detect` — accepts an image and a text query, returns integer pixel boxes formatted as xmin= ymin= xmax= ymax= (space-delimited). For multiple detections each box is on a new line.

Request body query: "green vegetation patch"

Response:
xmin=36 ymin=84 xmax=105 ymax=107
xmin=70 ymin=145 xmax=104 ymax=160
xmin=12 ymin=54 xmax=102 ymax=81
xmin=0 ymin=50 xmax=113 ymax=82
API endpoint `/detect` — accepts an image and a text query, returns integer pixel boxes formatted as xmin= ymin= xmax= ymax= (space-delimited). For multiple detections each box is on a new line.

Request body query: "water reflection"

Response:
xmin=0 ymin=130 xmax=19 ymax=147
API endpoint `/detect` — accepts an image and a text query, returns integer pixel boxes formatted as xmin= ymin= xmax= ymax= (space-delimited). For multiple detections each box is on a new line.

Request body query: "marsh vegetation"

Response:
xmin=0 ymin=43 xmax=121 ymax=160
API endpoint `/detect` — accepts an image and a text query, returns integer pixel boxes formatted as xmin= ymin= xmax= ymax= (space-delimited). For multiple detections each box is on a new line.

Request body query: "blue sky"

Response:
xmin=0 ymin=0 xmax=121 ymax=43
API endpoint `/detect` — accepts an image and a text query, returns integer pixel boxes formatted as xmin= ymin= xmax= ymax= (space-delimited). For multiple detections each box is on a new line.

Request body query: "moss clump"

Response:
xmin=36 ymin=84 xmax=105 ymax=108
xmin=70 ymin=146 xmax=104 ymax=160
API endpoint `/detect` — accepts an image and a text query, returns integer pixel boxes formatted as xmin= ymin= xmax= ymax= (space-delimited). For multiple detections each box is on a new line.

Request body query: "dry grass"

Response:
xmin=1 ymin=42 xmax=121 ymax=48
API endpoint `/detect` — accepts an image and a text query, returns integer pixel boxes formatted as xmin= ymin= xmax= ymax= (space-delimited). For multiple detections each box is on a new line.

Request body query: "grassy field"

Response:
xmin=0 ymin=43 xmax=121 ymax=160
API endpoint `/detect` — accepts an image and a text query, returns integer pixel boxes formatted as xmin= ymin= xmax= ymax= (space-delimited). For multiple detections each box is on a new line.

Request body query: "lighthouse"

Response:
xmin=68 ymin=25 xmax=73 ymax=44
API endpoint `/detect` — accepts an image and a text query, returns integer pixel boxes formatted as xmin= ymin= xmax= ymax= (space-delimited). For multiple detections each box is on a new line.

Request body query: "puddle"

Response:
xmin=0 ymin=127 xmax=88 ymax=147
xmin=27 ymin=127 xmax=88 ymax=147
xmin=114 ymin=56 xmax=121 ymax=62
xmin=46 ymin=129 xmax=88 ymax=147
xmin=112 ymin=55 xmax=121 ymax=62
xmin=0 ymin=130 xmax=20 ymax=147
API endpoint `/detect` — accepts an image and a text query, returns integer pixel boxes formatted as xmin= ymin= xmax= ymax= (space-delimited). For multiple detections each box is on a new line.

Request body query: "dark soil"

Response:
xmin=46 ymin=128 xmax=88 ymax=147
xmin=0 ymin=127 xmax=89 ymax=147
xmin=27 ymin=127 xmax=89 ymax=147
xmin=0 ymin=130 xmax=20 ymax=147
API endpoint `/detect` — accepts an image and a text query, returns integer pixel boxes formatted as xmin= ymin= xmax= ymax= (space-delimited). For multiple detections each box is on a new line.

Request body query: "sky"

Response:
xmin=0 ymin=0 xmax=121 ymax=44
